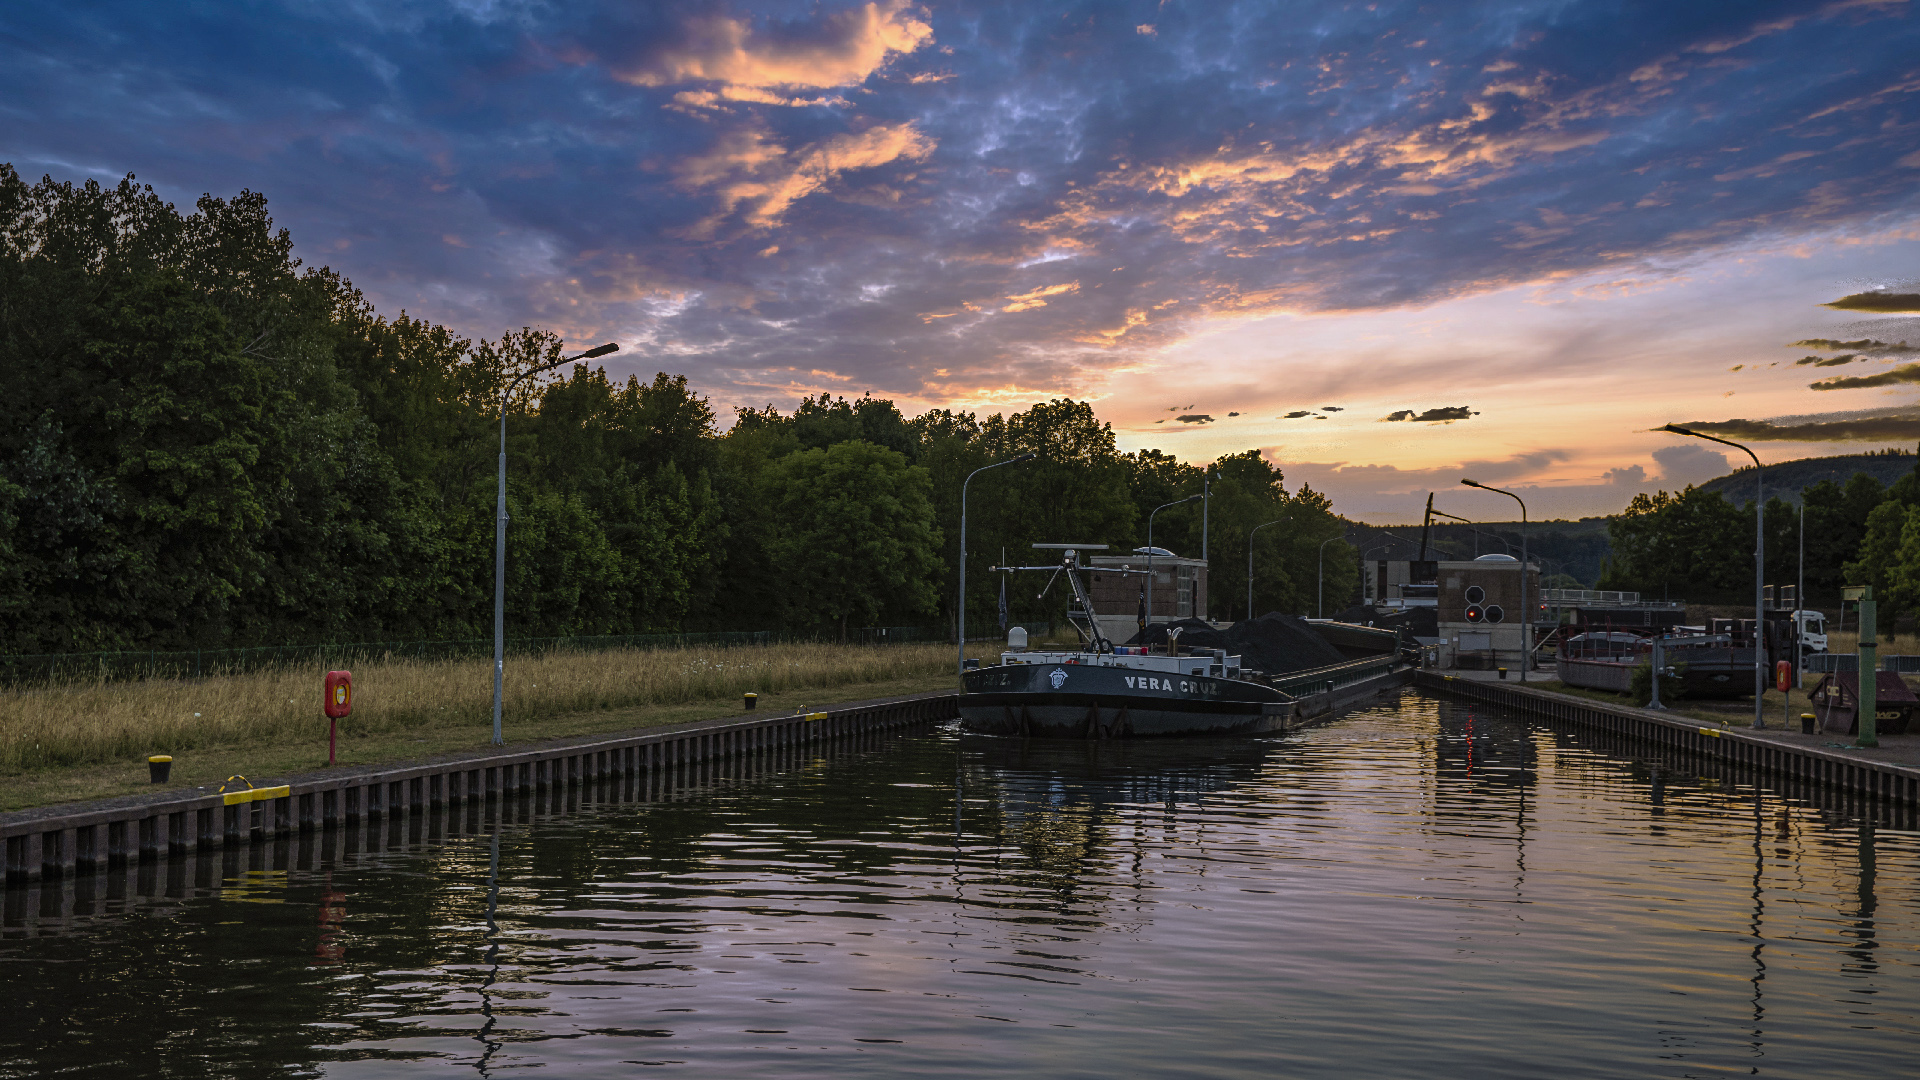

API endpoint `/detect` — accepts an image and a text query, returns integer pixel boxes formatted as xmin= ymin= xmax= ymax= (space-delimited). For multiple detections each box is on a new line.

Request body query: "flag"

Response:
xmin=997 ymin=575 xmax=1009 ymax=632
xmin=1137 ymin=588 xmax=1147 ymax=632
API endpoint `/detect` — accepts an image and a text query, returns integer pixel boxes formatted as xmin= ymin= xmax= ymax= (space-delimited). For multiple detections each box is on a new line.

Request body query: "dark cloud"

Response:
xmin=1795 ymin=353 xmax=1862 ymax=366
xmin=1282 ymin=410 xmax=1313 ymax=418
xmin=1175 ymin=414 xmax=1214 ymax=424
xmin=1321 ymin=407 xmax=1343 ymax=412
xmin=1682 ymin=415 xmax=1920 ymax=442
xmin=1381 ymin=406 xmax=1475 ymax=422
xmin=1824 ymin=292 xmax=1920 ymax=313
xmin=1811 ymin=362 xmax=1920 ymax=390
xmin=1227 ymin=411 xmax=1239 ymax=417
xmin=2 ymin=1 xmax=1917 ymax=404
xmin=1794 ymin=338 xmax=1919 ymax=354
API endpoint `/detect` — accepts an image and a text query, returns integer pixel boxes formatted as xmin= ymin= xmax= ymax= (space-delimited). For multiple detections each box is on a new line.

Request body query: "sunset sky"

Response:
xmin=7 ymin=0 xmax=1919 ymax=522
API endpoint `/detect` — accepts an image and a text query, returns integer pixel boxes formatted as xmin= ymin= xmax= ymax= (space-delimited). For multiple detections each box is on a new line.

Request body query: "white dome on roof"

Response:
xmin=1474 ymin=553 xmax=1519 ymax=562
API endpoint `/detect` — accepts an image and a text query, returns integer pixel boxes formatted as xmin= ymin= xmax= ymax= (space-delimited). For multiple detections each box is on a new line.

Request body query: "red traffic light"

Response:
xmin=1465 ymin=605 xmax=1484 ymax=622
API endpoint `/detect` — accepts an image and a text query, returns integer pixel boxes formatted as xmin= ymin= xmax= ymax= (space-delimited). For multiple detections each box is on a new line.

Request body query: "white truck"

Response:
xmin=1792 ymin=609 xmax=1828 ymax=656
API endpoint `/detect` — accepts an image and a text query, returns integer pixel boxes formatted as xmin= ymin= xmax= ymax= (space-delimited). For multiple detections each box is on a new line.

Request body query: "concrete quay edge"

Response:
xmin=1414 ymin=669 xmax=1920 ymax=804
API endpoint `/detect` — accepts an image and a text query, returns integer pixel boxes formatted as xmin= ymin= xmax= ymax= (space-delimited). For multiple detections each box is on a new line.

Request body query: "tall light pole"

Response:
xmin=1147 ymin=494 xmax=1205 ymax=630
xmin=1247 ymin=517 xmax=1286 ymax=621
xmin=494 ymin=342 xmax=618 ymax=744
xmin=1317 ymin=535 xmax=1343 ymax=618
xmin=1662 ymin=424 xmax=1765 ymax=728
xmin=958 ymin=453 xmax=1036 ymax=682
xmin=1461 ymin=479 xmax=1529 ymax=683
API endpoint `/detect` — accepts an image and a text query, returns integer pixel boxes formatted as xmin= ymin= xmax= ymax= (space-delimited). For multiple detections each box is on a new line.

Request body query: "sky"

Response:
xmin=5 ymin=0 xmax=1919 ymax=522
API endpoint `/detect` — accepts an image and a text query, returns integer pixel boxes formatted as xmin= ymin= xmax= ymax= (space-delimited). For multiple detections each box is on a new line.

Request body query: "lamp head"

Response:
xmin=1013 ymin=452 xmax=1037 ymax=463
xmin=1660 ymin=423 xmax=1698 ymax=437
xmin=1460 ymin=478 xmax=1482 ymax=489
xmin=580 ymin=342 xmax=620 ymax=359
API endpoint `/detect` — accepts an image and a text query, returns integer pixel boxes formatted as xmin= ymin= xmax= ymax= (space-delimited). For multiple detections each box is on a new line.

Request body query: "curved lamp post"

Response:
xmin=1662 ymin=424 xmax=1765 ymax=729
xmin=1247 ymin=517 xmax=1286 ymax=622
xmin=493 ymin=341 xmax=618 ymax=744
xmin=1431 ymin=508 xmax=1497 ymax=558
xmin=1317 ymin=535 xmax=1346 ymax=618
xmin=1461 ymin=479 xmax=1528 ymax=683
xmin=1147 ymin=494 xmax=1205 ymax=629
xmin=1358 ymin=533 xmax=1417 ymax=604
xmin=958 ymin=453 xmax=1036 ymax=682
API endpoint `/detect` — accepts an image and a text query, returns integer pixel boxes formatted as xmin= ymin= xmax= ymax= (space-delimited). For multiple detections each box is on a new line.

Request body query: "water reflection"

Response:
xmin=2 ymin=692 xmax=1917 ymax=1080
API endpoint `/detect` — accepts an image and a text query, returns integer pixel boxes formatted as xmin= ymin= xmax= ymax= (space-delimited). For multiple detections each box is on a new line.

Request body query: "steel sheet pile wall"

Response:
xmin=1415 ymin=671 xmax=1920 ymax=810
xmin=4 ymin=693 xmax=958 ymax=887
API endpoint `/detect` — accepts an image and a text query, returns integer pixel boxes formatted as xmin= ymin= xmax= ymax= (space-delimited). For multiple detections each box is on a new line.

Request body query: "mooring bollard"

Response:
xmin=744 ymin=692 xmax=757 ymax=710
xmin=148 ymin=755 xmax=172 ymax=784
xmin=1801 ymin=712 xmax=1816 ymax=735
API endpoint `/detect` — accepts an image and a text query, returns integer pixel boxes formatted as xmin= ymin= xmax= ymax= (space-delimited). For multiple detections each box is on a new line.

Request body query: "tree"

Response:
xmin=1599 ymin=486 xmax=1749 ymax=600
xmin=761 ymin=441 xmax=943 ymax=638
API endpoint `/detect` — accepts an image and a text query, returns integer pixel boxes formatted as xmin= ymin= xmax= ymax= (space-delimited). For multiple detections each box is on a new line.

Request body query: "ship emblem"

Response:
xmin=1048 ymin=667 xmax=1068 ymax=689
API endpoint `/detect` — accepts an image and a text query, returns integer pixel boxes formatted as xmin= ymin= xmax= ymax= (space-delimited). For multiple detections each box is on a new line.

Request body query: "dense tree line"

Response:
xmin=1599 ymin=457 xmax=1916 ymax=626
xmin=0 ymin=169 xmax=1355 ymax=652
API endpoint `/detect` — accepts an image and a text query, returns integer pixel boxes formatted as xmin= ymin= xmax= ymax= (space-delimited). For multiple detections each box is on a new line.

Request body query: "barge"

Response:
xmin=959 ymin=544 xmax=1395 ymax=737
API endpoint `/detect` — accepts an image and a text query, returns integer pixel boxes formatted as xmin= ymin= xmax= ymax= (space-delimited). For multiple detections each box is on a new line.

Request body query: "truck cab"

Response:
xmin=1794 ymin=609 xmax=1828 ymax=655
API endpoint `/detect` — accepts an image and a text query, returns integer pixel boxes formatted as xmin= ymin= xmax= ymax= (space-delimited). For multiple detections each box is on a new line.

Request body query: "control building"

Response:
xmin=1437 ymin=554 xmax=1544 ymax=669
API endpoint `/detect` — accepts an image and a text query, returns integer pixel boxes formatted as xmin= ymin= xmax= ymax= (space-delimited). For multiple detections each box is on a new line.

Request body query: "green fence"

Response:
xmin=0 ymin=631 xmax=773 ymax=687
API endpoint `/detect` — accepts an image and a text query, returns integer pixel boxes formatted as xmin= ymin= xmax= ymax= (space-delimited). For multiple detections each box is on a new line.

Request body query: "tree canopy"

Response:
xmin=0 ymin=167 xmax=1357 ymax=650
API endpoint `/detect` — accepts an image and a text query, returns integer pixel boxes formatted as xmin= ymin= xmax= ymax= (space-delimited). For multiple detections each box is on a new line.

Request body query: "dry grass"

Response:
xmin=1823 ymin=629 xmax=1920 ymax=657
xmin=0 ymin=641 xmax=954 ymax=775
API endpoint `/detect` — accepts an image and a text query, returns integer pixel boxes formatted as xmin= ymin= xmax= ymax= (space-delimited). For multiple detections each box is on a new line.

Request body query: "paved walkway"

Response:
xmin=1426 ymin=664 xmax=1920 ymax=771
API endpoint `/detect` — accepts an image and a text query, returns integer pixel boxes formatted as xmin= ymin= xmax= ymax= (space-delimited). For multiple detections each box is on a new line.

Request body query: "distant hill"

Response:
xmin=1700 ymin=450 xmax=1917 ymax=506
xmin=1343 ymin=454 xmax=1915 ymax=587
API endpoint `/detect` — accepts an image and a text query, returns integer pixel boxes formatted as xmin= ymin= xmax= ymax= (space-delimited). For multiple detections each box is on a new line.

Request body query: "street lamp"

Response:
xmin=1147 ymin=494 xmax=1205 ymax=629
xmin=1431 ymin=508 xmax=1495 ymax=558
xmin=1662 ymin=424 xmax=1765 ymax=729
xmin=1317 ymin=535 xmax=1343 ymax=618
xmin=1359 ymin=533 xmax=1417 ymax=604
xmin=1247 ymin=517 xmax=1286 ymax=622
xmin=958 ymin=453 xmax=1037 ymax=681
xmin=1461 ymin=479 xmax=1529 ymax=683
xmin=494 ymin=341 xmax=618 ymax=744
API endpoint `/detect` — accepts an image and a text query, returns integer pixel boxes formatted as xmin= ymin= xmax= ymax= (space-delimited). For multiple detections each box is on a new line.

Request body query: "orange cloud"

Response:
xmin=614 ymin=1 xmax=932 ymax=98
xmin=1003 ymin=282 xmax=1080 ymax=312
xmin=675 ymin=121 xmax=936 ymax=233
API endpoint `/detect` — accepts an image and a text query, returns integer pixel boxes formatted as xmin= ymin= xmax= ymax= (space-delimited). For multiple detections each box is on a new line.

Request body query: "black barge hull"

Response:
xmin=960 ymin=662 xmax=1290 ymax=737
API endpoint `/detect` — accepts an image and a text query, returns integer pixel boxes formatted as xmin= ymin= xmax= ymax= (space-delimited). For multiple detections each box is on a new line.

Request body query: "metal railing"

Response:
xmin=1804 ymin=653 xmax=1859 ymax=674
xmin=1269 ymin=654 xmax=1398 ymax=698
xmin=1540 ymin=588 xmax=1686 ymax=609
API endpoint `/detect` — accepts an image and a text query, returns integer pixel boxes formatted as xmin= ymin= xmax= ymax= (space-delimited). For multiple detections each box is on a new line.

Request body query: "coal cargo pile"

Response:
xmin=1130 ymin=613 xmax=1348 ymax=675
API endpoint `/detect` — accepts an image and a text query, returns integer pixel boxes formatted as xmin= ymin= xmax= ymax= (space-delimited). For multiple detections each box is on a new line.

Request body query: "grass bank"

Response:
xmin=1 ymin=641 xmax=975 ymax=812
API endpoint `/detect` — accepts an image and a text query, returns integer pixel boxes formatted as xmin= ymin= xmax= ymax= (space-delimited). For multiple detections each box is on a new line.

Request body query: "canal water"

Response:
xmin=3 ymin=691 xmax=1915 ymax=1078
